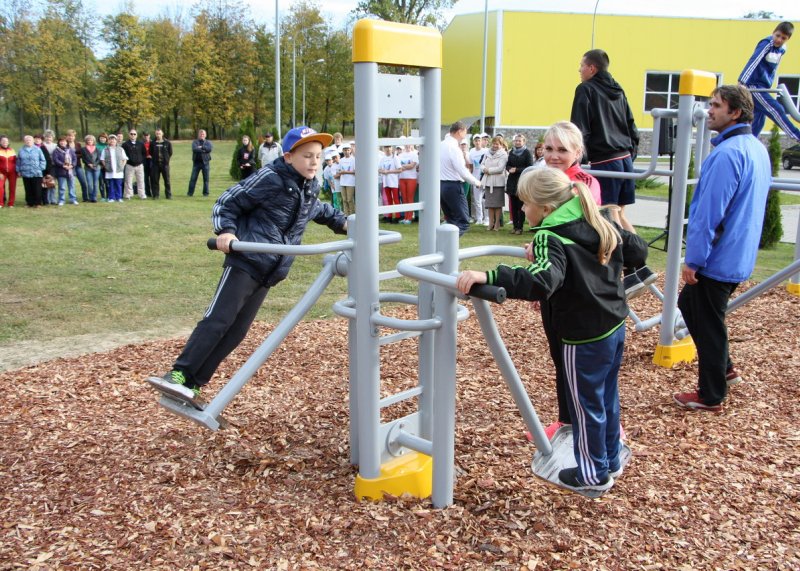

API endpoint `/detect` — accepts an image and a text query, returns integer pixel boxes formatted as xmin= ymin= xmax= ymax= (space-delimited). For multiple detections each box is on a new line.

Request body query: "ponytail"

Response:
xmin=518 ymin=167 xmax=620 ymax=264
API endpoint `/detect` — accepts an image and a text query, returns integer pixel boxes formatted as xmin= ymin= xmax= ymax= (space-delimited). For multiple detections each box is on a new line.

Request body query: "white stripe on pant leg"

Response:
xmin=754 ymin=92 xmax=800 ymax=138
xmin=204 ymin=266 xmax=232 ymax=318
xmin=563 ymin=343 xmax=597 ymax=485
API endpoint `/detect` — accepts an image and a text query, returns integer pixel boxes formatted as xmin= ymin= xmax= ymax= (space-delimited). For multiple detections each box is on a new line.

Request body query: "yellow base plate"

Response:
xmin=354 ymin=452 xmax=432 ymax=501
xmin=653 ymin=336 xmax=697 ymax=368
xmin=788 ymin=282 xmax=800 ymax=297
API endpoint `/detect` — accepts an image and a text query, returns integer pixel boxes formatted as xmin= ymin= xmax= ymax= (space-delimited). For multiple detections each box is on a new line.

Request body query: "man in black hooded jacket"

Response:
xmin=571 ymin=49 xmax=654 ymax=296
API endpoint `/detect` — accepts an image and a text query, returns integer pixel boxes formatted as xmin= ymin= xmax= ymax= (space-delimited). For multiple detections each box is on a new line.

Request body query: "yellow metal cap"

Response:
xmin=678 ymin=69 xmax=717 ymax=98
xmin=352 ymin=19 xmax=442 ymax=68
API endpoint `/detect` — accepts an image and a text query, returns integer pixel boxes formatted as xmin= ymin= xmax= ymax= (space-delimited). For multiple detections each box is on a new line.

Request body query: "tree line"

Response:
xmin=0 ymin=0 xmax=455 ymax=140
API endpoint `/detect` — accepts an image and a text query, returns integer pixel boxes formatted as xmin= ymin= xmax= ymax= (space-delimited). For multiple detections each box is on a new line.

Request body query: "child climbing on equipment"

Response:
xmin=456 ymin=167 xmax=647 ymax=494
xmin=147 ymin=127 xmax=348 ymax=406
xmin=739 ymin=21 xmax=800 ymax=141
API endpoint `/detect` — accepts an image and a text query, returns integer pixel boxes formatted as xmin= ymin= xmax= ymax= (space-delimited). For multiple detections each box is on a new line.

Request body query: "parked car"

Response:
xmin=783 ymin=144 xmax=800 ymax=170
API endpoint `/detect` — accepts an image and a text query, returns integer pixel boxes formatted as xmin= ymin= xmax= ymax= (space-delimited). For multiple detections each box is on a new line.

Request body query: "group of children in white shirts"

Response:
xmin=321 ymin=132 xmax=420 ymax=222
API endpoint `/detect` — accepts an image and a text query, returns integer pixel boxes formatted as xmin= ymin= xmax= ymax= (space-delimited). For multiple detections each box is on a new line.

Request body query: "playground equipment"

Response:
xmin=750 ymin=83 xmax=800 ymax=123
xmin=150 ymin=26 xmax=800 ymax=508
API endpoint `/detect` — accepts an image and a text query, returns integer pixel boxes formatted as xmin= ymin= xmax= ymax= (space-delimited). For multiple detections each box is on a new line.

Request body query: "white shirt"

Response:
xmin=468 ymin=147 xmax=487 ymax=179
xmin=378 ymin=154 xmax=401 ymax=188
xmin=339 ymin=155 xmax=356 ymax=187
xmin=440 ymin=134 xmax=480 ymax=185
xmin=398 ymin=150 xmax=418 ymax=180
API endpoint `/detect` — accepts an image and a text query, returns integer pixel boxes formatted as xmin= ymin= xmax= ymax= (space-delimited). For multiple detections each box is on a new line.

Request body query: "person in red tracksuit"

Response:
xmin=0 ymin=135 xmax=18 ymax=208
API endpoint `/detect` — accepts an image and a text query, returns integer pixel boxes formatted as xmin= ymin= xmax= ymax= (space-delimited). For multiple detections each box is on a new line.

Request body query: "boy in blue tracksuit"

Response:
xmin=457 ymin=167 xmax=647 ymax=494
xmin=738 ymin=21 xmax=800 ymax=141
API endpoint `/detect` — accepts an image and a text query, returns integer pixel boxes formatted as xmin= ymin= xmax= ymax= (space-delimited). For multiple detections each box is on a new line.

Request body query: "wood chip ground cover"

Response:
xmin=1 ymin=285 xmax=798 ymax=570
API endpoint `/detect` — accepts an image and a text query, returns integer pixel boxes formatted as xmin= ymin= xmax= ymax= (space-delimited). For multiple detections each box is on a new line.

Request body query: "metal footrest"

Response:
xmin=157 ymin=395 xmax=228 ymax=431
xmin=531 ymin=425 xmax=631 ymax=498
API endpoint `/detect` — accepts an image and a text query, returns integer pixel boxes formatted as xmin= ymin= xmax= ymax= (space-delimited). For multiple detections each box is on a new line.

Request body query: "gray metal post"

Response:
xmin=353 ymin=61 xmax=382 ymax=480
xmin=431 ymin=224 xmax=459 ymax=508
xmin=346 ymin=216 xmax=359 ymax=465
xmin=417 ymin=67 xmax=442 ymax=442
xmin=658 ymin=93 xmax=696 ymax=348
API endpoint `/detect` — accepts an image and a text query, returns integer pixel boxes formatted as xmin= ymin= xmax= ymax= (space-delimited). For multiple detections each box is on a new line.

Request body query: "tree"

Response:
xmin=183 ymin=14 xmax=232 ymax=136
xmin=352 ymin=0 xmax=457 ymax=28
xmin=145 ymin=17 xmax=188 ymax=139
xmin=760 ymin=124 xmax=783 ymax=248
xmin=99 ymin=13 xmax=155 ymax=129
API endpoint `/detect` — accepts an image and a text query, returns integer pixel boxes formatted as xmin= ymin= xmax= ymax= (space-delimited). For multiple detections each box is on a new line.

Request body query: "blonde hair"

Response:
xmin=490 ymin=135 xmax=507 ymax=150
xmin=518 ymin=167 xmax=620 ymax=264
xmin=544 ymin=121 xmax=586 ymax=161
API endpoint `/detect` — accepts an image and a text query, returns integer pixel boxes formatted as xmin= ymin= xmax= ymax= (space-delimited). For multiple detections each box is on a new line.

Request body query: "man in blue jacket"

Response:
xmin=739 ymin=21 xmax=800 ymax=141
xmin=674 ymin=85 xmax=771 ymax=412
xmin=148 ymin=126 xmax=347 ymax=403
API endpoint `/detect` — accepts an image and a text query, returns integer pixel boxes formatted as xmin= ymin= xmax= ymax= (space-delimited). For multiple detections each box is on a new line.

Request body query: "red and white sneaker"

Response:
xmin=545 ymin=421 xmax=569 ymax=440
xmin=726 ymin=367 xmax=742 ymax=387
xmin=673 ymin=391 xmax=722 ymax=412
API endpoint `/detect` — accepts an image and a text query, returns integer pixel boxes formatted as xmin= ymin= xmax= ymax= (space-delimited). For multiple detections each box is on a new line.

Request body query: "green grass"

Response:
xmin=1 ymin=142 xmax=797 ymax=349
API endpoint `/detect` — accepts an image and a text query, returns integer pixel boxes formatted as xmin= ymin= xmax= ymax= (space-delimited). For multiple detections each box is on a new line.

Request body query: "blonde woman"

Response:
xmin=457 ymin=167 xmax=647 ymax=494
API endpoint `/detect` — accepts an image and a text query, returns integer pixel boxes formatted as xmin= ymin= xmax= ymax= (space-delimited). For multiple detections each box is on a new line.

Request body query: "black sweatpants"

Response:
xmin=151 ymin=163 xmax=171 ymax=198
xmin=174 ymin=266 xmax=269 ymax=388
xmin=678 ymin=275 xmax=738 ymax=406
xmin=541 ymin=300 xmax=571 ymax=424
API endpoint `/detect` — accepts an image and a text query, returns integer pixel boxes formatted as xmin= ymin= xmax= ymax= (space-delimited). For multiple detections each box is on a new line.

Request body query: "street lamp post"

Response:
xmin=303 ymin=58 xmax=325 ymax=126
xmin=275 ymin=0 xmax=281 ymax=139
xmin=292 ymin=38 xmax=297 ymax=128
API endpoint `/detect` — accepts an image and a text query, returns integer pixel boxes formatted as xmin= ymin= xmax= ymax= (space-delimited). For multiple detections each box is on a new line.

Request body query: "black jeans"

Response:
xmin=174 ymin=266 xmax=269 ymax=388
xmin=678 ymin=275 xmax=738 ymax=405
xmin=541 ymin=300 xmax=570 ymax=424
xmin=151 ymin=163 xmax=171 ymax=198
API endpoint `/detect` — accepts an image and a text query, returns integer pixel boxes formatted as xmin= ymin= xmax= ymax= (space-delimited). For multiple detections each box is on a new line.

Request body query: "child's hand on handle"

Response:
xmin=216 ymin=233 xmax=237 ymax=253
xmin=456 ymin=270 xmax=487 ymax=295
xmin=524 ymin=242 xmax=535 ymax=262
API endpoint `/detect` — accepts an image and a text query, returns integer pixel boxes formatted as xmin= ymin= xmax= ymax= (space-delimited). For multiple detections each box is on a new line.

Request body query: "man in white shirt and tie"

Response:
xmin=440 ymin=121 xmax=482 ymax=235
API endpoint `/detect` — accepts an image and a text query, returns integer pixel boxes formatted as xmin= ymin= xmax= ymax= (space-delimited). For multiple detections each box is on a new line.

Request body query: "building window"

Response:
xmin=644 ymin=72 xmax=722 ymax=112
xmin=777 ymin=76 xmax=799 ymax=110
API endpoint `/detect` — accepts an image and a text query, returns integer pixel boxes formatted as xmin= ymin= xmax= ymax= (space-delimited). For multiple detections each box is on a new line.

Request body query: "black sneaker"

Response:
xmin=636 ymin=266 xmax=658 ymax=286
xmin=624 ymin=273 xmax=646 ymax=300
xmin=558 ymin=467 xmax=614 ymax=492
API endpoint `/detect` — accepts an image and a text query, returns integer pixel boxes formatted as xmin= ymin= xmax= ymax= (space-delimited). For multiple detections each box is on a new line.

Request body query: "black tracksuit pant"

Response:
xmin=174 ymin=266 xmax=269 ymax=388
xmin=541 ymin=300 xmax=571 ymax=424
xmin=678 ymin=275 xmax=738 ymax=406
xmin=151 ymin=162 xmax=171 ymax=198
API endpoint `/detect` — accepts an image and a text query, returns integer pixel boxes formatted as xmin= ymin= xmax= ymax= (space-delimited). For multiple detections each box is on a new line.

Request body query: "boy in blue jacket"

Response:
xmin=148 ymin=127 xmax=347 ymax=403
xmin=739 ymin=21 xmax=800 ymax=141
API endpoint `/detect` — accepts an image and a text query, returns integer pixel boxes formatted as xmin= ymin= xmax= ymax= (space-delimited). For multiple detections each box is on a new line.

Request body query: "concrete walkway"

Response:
xmin=627 ymin=196 xmax=799 ymax=244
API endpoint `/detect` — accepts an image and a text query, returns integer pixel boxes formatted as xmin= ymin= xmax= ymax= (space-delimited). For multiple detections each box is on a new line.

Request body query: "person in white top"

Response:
xmin=398 ymin=143 xmax=418 ymax=223
xmin=440 ymin=121 xmax=481 ymax=235
xmin=378 ymin=146 xmax=402 ymax=223
xmin=258 ymin=132 xmax=283 ymax=166
xmin=337 ymin=144 xmax=356 ymax=216
xmin=468 ymin=133 xmax=488 ymax=225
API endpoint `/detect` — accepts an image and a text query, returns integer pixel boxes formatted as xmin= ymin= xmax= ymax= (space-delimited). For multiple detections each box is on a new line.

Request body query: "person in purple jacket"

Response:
xmin=739 ymin=21 xmax=800 ymax=141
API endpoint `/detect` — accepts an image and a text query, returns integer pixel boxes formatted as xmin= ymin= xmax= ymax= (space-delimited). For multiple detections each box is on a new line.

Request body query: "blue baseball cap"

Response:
xmin=282 ymin=126 xmax=333 ymax=153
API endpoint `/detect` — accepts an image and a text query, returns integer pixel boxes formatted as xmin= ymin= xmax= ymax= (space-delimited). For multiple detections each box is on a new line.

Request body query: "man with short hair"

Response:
xmin=258 ymin=132 xmax=283 ymax=166
xmin=570 ymin=49 xmax=638 ymax=232
xmin=673 ymin=85 xmax=771 ymax=412
xmin=188 ymin=129 xmax=213 ymax=196
xmin=122 ymin=129 xmax=147 ymax=200
xmin=440 ymin=121 xmax=482 ymax=236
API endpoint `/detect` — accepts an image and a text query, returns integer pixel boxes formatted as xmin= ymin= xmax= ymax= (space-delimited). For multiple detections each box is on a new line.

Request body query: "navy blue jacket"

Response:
xmin=212 ymin=158 xmax=347 ymax=287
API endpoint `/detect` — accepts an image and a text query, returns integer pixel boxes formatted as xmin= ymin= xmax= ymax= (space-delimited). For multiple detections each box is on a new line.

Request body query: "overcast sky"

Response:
xmin=95 ymin=0 xmax=800 ymax=28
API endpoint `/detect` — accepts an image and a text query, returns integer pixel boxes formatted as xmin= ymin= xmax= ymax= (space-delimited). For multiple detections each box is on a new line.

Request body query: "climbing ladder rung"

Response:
xmin=380 ymin=386 xmax=423 ymax=409
xmin=379 ymin=330 xmax=422 ymax=346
